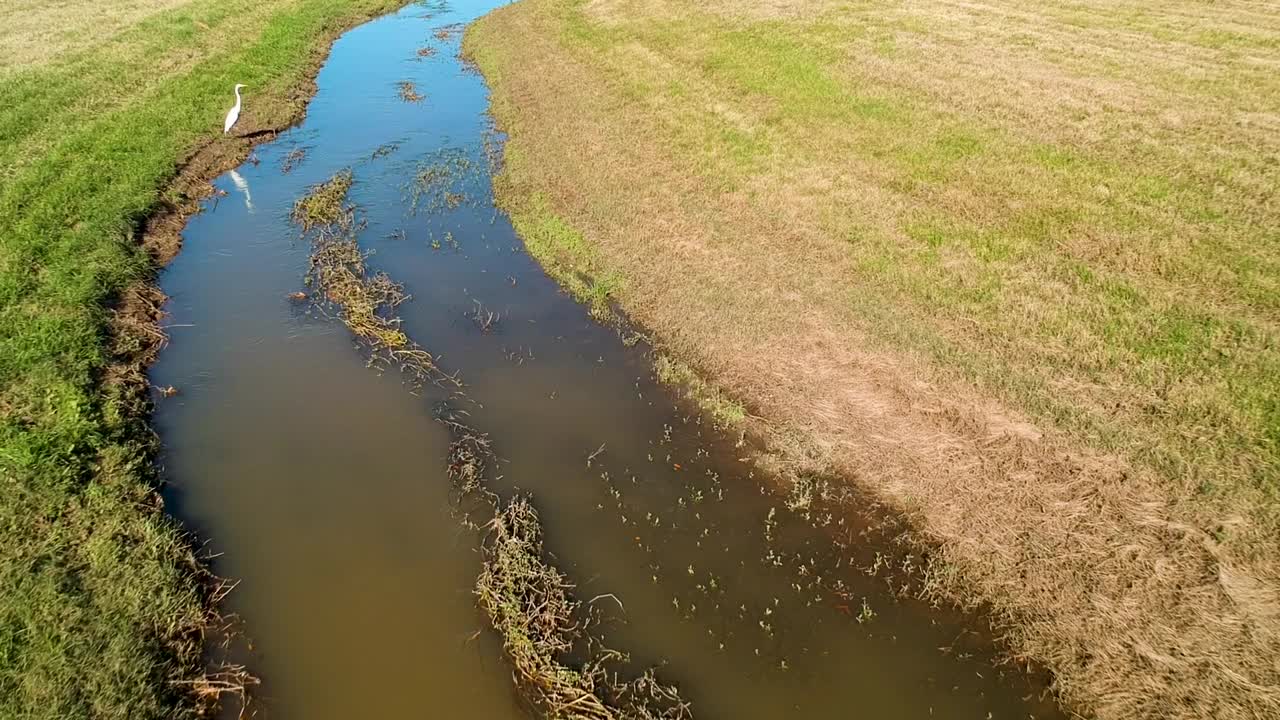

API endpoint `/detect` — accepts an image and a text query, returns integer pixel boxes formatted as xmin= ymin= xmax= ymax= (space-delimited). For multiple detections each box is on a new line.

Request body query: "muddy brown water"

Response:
xmin=151 ymin=2 xmax=1067 ymax=718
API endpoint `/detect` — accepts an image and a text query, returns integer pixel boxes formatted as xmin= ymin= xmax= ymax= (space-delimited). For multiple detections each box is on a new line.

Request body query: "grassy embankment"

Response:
xmin=465 ymin=1 xmax=1280 ymax=717
xmin=0 ymin=0 xmax=400 ymax=717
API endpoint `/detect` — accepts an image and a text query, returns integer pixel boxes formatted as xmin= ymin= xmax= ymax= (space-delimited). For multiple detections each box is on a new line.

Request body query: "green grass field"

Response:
xmin=0 ymin=1 xmax=398 ymax=716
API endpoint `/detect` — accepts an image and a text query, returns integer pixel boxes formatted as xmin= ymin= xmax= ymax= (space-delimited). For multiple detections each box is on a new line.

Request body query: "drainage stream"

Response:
xmin=151 ymin=2 xmax=1066 ymax=718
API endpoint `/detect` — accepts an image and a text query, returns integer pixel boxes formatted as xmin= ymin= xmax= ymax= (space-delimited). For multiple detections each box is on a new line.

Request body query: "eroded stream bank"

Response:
xmin=151 ymin=2 xmax=1067 ymax=717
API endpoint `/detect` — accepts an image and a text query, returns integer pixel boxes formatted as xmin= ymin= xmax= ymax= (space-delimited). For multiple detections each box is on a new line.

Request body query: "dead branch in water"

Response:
xmin=294 ymin=170 xmax=690 ymax=719
xmin=436 ymin=404 xmax=498 ymax=498
xmin=172 ymin=664 xmax=259 ymax=719
xmin=587 ymin=442 xmax=607 ymax=467
xmin=469 ymin=300 xmax=500 ymax=333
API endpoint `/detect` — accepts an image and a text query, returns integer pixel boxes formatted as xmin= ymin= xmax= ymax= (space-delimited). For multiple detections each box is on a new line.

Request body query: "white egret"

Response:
xmin=223 ymin=84 xmax=246 ymax=134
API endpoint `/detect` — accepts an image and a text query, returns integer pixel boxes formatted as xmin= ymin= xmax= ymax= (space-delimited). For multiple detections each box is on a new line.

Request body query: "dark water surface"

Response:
xmin=151 ymin=2 xmax=1066 ymax=718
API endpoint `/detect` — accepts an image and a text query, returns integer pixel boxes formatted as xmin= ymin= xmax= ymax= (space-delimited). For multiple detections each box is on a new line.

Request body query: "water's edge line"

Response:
xmin=117 ymin=3 xmax=411 ymax=715
xmin=458 ymin=15 xmax=1076 ymax=719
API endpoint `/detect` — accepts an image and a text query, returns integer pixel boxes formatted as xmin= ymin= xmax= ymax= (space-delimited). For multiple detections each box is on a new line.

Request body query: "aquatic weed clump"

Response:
xmin=478 ymin=497 xmax=692 ymax=720
xmin=449 ymin=435 xmax=489 ymax=495
xmin=437 ymin=407 xmax=496 ymax=497
xmin=294 ymin=170 xmax=458 ymax=388
xmin=397 ymin=80 xmax=425 ymax=103
xmin=478 ymin=497 xmax=603 ymax=715
xmin=407 ymin=147 xmax=475 ymax=214
xmin=306 ymin=229 xmax=409 ymax=348
xmin=433 ymin=23 xmax=464 ymax=41
xmin=432 ymin=407 xmax=693 ymax=719
xmin=291 ymin=169 xmax=353 ymax=230
xmin=280 ymin=146 xmax=308 ymax=174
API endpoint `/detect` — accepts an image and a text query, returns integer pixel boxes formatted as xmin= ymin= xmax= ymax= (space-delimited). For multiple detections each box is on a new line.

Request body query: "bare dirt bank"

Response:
xmin=464 ymin=1 xmax=1280 ymax=717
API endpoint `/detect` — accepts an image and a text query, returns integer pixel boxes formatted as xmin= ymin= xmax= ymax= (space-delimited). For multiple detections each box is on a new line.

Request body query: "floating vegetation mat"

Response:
xmin=280 ymin=146 xmax=308 ymax=174
xmin=407 ymin=147 xmax=475 ymax=214
xmin=435 ymin=409 xmax=693 ymax=719
xmin=370 ymin=141 xmax=402 ymax=161
xmin=398 ymin=80 xmax=425 ymax=103
xmin=437 ymin=404 xmax=497 ymax=499
xmin=479 ymin=496 xmax=608 ymax=715
xmin=293 ymin=170 xmax=459 ymax=388
xmin=480 ymin=497 xmax=692 ymax=720
xmin=433 ymin=23 xmax=465 ymax=41
xmin=292 ymin=170 xmax=353 ymax=231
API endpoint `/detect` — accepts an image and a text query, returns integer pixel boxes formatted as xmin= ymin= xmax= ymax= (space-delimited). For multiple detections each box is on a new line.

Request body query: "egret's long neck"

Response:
xmin=234 ymin=87 xmax=242 ymax=105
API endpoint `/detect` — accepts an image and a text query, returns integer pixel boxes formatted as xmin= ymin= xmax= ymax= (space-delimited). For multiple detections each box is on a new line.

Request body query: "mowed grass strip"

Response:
xmin=467 ymin=0 xmax=1280 ymax=717
xmin=475 ymin=0 xmax=1280 ymax=568
xmin=0 ymin=0 xmax=400 ymax=717
xmin=544 ymin=0 xmax=1280 ymax=532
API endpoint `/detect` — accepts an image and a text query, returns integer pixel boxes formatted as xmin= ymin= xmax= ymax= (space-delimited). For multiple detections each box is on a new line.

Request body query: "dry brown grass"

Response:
xmin=0 ymin=0 xmax=194 ymax=70
xmin=467 ymin=1 xmax=1280 ymax=717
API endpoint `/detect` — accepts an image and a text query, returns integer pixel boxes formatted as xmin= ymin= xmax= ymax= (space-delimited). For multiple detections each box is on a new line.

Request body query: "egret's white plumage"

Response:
xmin=223 ymin=84 xmax=246 ymax=134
